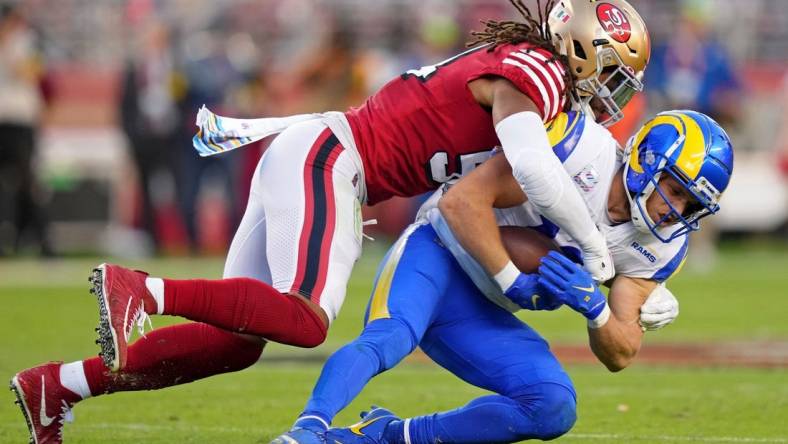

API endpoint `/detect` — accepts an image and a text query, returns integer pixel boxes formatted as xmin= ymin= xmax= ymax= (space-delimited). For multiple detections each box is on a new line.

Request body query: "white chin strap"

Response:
xmin=627 ymin=189 xmax=654 ymax=235
xmin=622 ymin=163 xmax=657 ymax=235
xmin=624 ymin=171 xmax=683 ymax=239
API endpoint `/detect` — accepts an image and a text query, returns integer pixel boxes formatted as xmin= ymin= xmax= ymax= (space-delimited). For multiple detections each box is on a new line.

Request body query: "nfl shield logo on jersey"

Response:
xmin=573 ymin=165 xmax=600 ymax=192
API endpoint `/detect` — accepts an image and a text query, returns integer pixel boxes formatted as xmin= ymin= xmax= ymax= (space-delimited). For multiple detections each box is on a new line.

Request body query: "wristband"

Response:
xmin=587 ymin=303 xmax=611 ymax=329
xmin=493 ymin=261 xmax=519 ymax=292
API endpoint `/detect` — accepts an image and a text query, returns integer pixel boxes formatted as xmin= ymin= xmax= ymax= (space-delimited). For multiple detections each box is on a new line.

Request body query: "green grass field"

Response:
xmin=1 ymin=243 xmax=787 ymax=443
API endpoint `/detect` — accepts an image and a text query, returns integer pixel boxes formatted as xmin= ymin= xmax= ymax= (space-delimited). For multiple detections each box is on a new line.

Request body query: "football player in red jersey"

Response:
xmin=10 ymin=2 xmax=649 ymax=442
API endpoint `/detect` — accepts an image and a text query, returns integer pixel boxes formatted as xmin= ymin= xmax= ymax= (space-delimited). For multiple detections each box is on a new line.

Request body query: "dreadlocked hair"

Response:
xmin=467 ymin=0 xmax=576 ymax=100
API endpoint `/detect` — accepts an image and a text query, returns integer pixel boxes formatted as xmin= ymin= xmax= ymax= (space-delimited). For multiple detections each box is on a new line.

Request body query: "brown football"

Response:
xmin=499 ymin=226 xmax=561 ymax=273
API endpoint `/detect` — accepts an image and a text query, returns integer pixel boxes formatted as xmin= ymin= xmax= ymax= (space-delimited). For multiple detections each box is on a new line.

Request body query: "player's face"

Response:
xmin=645 ymin=175 xmax=702 ymax=228
xmin=589 ymin=97 xmax=611 ymax=122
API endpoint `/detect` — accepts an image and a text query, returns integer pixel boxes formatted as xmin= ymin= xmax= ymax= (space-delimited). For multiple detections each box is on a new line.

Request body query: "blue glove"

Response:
xmin=504 ymin=272 xmax=563 ymax=311
xmin=538 ymin=251 xmax=607 ymax=320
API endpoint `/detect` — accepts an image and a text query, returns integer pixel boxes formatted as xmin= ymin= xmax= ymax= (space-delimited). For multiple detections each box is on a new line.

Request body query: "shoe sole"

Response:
xmin=10 ymin=376 xmax=37 ymax=444
xmin=89 ymin=264 xmax=120 ymax=371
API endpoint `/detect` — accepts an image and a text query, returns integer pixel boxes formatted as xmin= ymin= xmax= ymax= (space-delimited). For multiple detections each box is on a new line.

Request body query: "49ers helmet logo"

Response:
xmin=596 ymin=3 xmax=631 ymax=43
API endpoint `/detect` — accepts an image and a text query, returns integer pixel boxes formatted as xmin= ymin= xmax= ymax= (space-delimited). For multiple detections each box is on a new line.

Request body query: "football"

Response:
xmin=499 ymin=226 xmax=560 ymax=273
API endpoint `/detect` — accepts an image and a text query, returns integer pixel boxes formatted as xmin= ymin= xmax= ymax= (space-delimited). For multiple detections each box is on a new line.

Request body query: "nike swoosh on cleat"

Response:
xmin=123 ymin=296 xmax=134 ymax=341
xmin=531 ymin=294 xmax=540 ymax=308
xmin=572 ymin=285 xmax=595 ymax=293
xmin=39 ymin=375 xmax=55 ymax=427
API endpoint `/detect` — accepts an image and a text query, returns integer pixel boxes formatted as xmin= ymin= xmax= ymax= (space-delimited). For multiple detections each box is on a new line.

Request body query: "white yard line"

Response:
xmin=565 ymin=433 xmax=788 ymax=443
xmin=2 ymin=422 xmax=786 ymax=443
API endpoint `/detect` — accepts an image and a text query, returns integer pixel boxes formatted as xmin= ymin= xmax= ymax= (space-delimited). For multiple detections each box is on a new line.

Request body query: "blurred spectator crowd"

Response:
xmin=0 ymin=0 xmax=786 ymax=257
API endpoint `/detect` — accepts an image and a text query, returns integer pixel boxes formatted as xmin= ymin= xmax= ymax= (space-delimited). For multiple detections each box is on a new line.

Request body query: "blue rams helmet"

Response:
xmin=622 ymin=110 xmax=734 ymax=242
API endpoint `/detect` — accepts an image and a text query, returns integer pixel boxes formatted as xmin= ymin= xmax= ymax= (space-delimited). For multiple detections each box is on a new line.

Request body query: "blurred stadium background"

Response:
xmin=0 ymin=0 xmax=786 ymax=257
xmin=1 ymin=0 xmax=787 ymax=443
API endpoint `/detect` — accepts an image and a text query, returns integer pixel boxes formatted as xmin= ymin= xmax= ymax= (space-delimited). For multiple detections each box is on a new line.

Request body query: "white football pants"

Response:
xmin=223 ymin=119 xmax=364 ymax=322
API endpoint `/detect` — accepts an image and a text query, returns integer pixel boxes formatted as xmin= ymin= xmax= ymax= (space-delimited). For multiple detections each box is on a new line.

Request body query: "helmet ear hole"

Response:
xmin=573 ymin=39 xmax=587 ymax=60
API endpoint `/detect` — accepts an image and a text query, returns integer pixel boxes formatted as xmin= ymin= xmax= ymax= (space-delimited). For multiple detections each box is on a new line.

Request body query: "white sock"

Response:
xmin=59 ymin=361 xmax=92 ymax=399
xmin=145 ymin=277 xmax=165 ymax=314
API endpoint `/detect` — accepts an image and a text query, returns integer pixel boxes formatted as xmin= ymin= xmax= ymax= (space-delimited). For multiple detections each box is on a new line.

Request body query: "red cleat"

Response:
xmin=89 ymin=263 xmax=156 ymax=371
xmin=10 ymin=362 xmax=82 ymax=444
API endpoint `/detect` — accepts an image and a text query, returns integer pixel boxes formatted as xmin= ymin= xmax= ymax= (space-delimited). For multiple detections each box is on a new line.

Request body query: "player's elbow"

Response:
xmin=604 ymin=358 xmax=629 ymax=372
xmin=440 ymin=179 xmax=493 ymax=215
xmin=601 ymin=350 xmax=638 ymax=372
xmin=591 ymin=337 xmax=640 ymax=372
xmin=438 ymin=190 xmax=467 ymax=221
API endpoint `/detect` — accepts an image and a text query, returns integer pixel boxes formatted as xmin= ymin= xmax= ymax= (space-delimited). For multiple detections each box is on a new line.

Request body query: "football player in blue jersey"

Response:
xmin=271 ymin=110 xmax=734 ymax=444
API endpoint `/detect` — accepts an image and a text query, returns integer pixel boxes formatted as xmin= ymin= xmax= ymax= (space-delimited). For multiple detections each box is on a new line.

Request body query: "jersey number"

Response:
xmin=427 ymin=151 xmax=490 ymax=185
xmin=402 ymin=45 xmax=486 ymax=82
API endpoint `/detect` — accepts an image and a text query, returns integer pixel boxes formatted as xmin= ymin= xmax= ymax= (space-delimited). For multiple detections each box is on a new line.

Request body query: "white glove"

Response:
xmin=581 ymin=230 xmax=615 ymax=283
xmin=639 ymin=284 xmax=679 ymax=331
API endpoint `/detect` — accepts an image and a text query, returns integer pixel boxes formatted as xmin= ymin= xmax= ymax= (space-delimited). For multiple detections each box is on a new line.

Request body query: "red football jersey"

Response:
xmin=346 ymin=42 xmax=568 ymax=205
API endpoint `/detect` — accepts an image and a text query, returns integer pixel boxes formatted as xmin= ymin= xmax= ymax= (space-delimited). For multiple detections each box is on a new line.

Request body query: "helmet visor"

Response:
xmin=576 ymin=47 xmax=644 ymax=127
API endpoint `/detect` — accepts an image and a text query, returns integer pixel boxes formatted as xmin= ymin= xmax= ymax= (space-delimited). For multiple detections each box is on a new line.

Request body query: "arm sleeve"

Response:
xmin=496 ymin=111 xmax=602 ymax=252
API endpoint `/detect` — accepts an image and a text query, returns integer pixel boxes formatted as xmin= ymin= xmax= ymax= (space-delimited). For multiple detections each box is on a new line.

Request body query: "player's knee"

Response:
xmin=356 ymin=318 xmax=418 ymax=371
xmin=297 ymin=317 xmax=329 ymax=348
xmin=285 ymin=293 xmax=329 ymax=348
xmin=513 ymin=383 xmax=577 ymax=440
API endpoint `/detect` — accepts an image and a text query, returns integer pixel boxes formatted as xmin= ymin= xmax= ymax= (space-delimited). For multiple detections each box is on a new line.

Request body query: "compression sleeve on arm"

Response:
xmin=496 ymin=111 xmax=599 ymax=248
